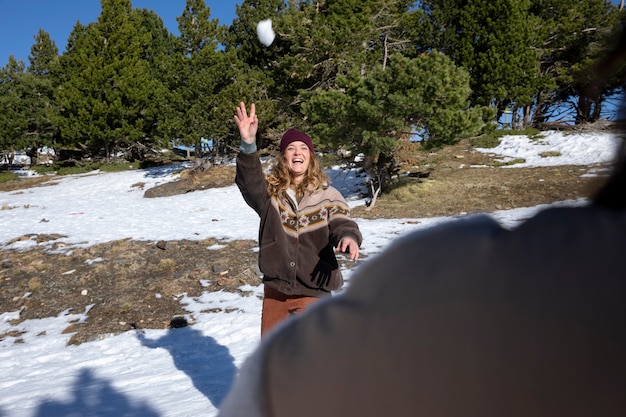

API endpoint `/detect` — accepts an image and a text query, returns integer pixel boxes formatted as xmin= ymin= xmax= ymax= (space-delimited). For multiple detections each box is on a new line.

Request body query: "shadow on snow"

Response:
xmin=34 ymin=368 xmax=160 ymax=417
xmin=141 ymin=162 xmax=191 ymax=179
xmin=137 ymin=325 xmax=237 ymax=408
xmin=29 ymin=326 xmax=235 ymax=416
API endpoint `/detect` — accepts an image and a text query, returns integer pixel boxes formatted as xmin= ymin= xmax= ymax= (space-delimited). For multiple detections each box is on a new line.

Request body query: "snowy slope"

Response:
xmin=0 ymin=131 xmax=621 ymax=417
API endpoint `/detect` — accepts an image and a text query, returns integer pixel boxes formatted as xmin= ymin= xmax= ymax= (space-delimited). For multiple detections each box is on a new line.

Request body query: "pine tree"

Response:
xmin=423 ymin=0 xmax=541 ymax=127
xmin=0 ymin=57 xmax=29 ymax=165
xmin=28 ymin=29 xmax=59 ymax=77
xmin=302 ymin=52 xmax=490 ymax=193
xmin=55 ymin=0 xmax=169 ymax=161
xmin=24 ymin=30 xmax=60 ymax=164
xmin=226 ymin=0 xmax=420 ymax=145
xmin=163 ymin=0 xmax=231 ymax=160
xmin=529 ymin=0 xmax=622 ymax=124
xmin=224 ymin=0 xmax=292 ymax=145
xmin=0 ymin=43 xmax=61 ymax=167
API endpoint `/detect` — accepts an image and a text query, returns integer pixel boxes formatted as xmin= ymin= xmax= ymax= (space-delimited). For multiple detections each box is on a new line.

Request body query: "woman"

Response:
xmin=234 ymin=102 xmax=362 ymax=335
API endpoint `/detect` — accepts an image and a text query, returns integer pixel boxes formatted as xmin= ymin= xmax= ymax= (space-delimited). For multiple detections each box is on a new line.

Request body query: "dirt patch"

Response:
xmin=353 ymin=138 xmax=608 ymax=218
xmin=1 ymin=237 xmax=261 ymax=345
xmin=0 ymin=138 xmax=613 ymax=345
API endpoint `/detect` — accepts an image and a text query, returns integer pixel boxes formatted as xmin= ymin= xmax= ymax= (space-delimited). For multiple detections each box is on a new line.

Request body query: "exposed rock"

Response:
xmin=212 ymin=262 xmax=229 ymax=274
xmin=143 ymin=181 xmax=197 ymax=198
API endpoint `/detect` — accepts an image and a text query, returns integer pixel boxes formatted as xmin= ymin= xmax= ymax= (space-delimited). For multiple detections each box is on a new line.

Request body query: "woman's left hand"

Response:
xmin=336 ymin=237 xmax=360 ymax=262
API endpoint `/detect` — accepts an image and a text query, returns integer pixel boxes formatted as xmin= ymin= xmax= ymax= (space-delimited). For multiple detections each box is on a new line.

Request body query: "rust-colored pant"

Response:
xmin=261 ymin=285 xmax=320 ymax=337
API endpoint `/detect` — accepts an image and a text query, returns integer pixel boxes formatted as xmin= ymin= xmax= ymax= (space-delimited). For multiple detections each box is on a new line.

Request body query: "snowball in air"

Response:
xmin=256 ymin=19 xmax=276 ymax=47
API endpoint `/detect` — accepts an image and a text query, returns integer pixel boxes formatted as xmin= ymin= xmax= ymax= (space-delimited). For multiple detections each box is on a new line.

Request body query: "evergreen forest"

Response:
xmin=1 ymin=0 xmax=624 ymax=182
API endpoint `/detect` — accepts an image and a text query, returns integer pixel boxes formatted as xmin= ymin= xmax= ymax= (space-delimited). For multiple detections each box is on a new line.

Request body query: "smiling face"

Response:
xmin=284 ymin=140 xmax=311 ymax=184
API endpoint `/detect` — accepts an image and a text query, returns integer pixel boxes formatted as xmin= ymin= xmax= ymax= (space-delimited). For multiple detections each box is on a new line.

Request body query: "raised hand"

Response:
xmin=234 ymin=102 xmax=258 ymax=145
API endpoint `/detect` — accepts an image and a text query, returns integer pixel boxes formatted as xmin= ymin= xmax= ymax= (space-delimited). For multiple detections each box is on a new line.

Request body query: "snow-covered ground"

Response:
xmin=0 ymin=131 xmax=621 ymax=417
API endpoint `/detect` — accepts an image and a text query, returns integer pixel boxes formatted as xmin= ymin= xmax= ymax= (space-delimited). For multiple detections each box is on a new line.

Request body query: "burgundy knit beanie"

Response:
xmin=280 ymin=128 xmax=314 ymax=153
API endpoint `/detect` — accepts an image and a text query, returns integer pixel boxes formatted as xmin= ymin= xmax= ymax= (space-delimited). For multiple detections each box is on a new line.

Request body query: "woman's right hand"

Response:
xmin=234 ymin=102 xmax=258 ymax=145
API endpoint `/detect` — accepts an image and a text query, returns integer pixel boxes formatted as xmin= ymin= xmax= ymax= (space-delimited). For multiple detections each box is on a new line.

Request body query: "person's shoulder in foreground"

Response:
xmin=218 ymin=197 xmax=626 ymax=416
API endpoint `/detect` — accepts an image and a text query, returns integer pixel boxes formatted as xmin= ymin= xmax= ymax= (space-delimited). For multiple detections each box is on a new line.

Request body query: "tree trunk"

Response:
xmin=531 ymin=92 xmax=546 ymax=126
xmin=27 ymin=147 xmax=39 ymax=166
xmin=575 ymin=93 xmax=602 ymax=124
xmin=522 ymin=105 xmax=531 ymax=128
xmin=382 ymin=34 xmax=389 ymax=70
xmin=365 ymin=178 xmax=382 ymax=210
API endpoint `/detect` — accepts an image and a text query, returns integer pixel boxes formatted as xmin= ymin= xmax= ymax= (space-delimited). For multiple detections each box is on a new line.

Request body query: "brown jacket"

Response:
xmin=235 ymin=152 xmax=362 ymax=297
xmin=219 ymin=204 xmax=626 ymax=417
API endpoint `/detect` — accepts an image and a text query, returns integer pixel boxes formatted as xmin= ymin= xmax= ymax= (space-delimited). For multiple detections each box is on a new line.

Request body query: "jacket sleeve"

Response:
xmin=326 ymin=187 xmax=362 ymax=247
xmin=235 ymin=152 xmax=269 ymax=217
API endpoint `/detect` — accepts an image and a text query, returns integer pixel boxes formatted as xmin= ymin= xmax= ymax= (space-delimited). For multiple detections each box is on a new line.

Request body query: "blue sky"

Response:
xmin=0 ymin=0 xmax=240 ymax=67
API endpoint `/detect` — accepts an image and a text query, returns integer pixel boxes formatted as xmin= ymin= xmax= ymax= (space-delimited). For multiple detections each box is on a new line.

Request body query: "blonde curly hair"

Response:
xmin=267 ymin=151 xmax=329 ymax=201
